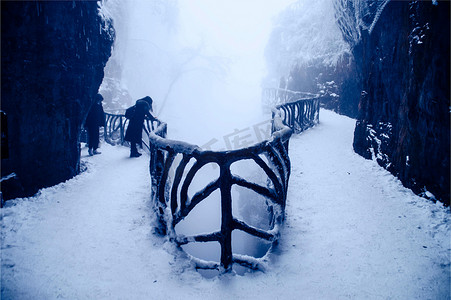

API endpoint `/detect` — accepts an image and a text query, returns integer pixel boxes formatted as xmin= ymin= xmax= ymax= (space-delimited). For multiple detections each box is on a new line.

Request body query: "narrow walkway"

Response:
xmin=1 ymin=110 xmax=449 ymax=299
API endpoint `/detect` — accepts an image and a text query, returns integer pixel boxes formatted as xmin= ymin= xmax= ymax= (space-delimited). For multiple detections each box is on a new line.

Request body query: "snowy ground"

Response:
xmin=1 ymin=109 xmax=450 ymax=299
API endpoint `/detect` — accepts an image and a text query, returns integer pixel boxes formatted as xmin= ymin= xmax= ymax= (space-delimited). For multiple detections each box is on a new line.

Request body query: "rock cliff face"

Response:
xmin=1 ymin=1 xmax=114 ymax=200
xmin=288 ymin=53 xmax=361 ymax=118
xmin=353 ymin=1 xmax=450 ymax=205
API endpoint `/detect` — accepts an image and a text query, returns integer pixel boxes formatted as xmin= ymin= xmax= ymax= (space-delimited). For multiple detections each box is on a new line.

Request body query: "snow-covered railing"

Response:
xmin=272 ymin=97 xmax=321 ymax=134
xmin=148 ymin=111 xmax=292 ymax=273
xmin=103 ymin=111 xmax=162 ymax=151
xmin=262 ymin=88 xmax=318 ymax=110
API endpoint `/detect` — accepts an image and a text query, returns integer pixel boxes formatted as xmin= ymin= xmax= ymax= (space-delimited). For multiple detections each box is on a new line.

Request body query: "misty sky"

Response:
xmin=171 ymin=0 xmax=297 ymax=143
xmin=178 ymin=0 xmax=295 ymax=55
xmin=104 ymin=0 xmax=298 ymax=145
xmin=177 ymin=0 xmax=296 ymax=85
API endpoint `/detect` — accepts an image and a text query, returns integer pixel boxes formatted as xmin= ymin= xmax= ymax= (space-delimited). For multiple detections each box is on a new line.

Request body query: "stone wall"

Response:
xmin=1 ymin=1 xmax=114 ymax=199
xmin=353 ymin=1 xmax=450 ymax=205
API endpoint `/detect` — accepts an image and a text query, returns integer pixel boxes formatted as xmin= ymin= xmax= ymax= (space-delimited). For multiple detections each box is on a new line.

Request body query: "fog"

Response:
xmin=100 ymin=0 xmax=295 ymax=147
xmin=99 ymin=0 xmax=297 ymax=276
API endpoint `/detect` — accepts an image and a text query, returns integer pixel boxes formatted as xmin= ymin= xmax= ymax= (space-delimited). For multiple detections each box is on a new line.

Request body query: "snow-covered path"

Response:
xmin=1 ymin=109 xmax=450 ymax=299
xmin=1 ymin=146 xmax=177 ymax=299
xmin=280 ymin=110 xmax=450 ymax=299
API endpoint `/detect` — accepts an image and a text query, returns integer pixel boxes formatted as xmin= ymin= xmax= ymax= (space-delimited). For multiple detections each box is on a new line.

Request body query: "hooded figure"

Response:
xmin=124 ymin=96 xmax=156 ymax=157
xmin=85 ymin=94 xmax=105 ymax=156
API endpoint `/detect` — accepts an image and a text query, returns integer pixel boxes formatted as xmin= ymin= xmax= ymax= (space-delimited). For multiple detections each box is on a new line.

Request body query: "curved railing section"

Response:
xmin=104 ymin=110 xmax=161 ymax=151
xmin=148 ymin=110 xmax=293 ymax=273
xmin=104 ymin=112 xmax=128 ymax=145
xmin=103 ymin=96 xmax=319 ymax=274
xmin=272 ymin=97 xmax=321 ymax=134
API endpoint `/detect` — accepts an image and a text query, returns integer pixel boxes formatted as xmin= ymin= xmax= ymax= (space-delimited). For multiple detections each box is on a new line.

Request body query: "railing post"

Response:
xmin=271 ymin=110 xmax=276 ymax=134
xmin=104 ymin=115 xmax=108 ymax=142
xmin=219 ymin=161 xmax=233 ymax=272
xmin=119 ymin=116 xmax=124 ymax=145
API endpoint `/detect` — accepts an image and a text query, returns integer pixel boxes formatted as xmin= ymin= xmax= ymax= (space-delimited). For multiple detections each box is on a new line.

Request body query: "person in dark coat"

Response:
xmin=124 ymin=96 xmax=156 ymax=157
xmin=85 ymin=94 xmax=105 ymax=156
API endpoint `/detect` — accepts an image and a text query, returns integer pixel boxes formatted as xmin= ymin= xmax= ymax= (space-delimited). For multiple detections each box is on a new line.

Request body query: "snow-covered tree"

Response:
xmin=264 ymin=0 xmax=350 ymax=90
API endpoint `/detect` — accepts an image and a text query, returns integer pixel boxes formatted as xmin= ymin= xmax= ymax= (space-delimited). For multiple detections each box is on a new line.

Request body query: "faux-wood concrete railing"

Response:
xmin=147 ymin=110 xmax=292 ymax=273
xmin=272 ymin=97 xmax=321 ymax=134
xmin=104 ymin=96 xmax=319 ymax=274
xmin=103 ymin=111 xmax=161 ymax=151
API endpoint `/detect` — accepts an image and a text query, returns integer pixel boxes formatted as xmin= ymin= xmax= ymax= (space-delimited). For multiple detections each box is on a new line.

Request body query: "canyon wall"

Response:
xmin=353 ymin=1 xmax=450 ymax=205
xmin=1 ymin=1 xmax=114 ymax=199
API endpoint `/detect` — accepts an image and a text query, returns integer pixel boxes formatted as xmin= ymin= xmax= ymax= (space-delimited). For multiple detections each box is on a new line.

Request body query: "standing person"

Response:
xmin=124 ymin=96 xmax=156 ymax=158
xmin=85 ymin=93 xmax=105 ymax=156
